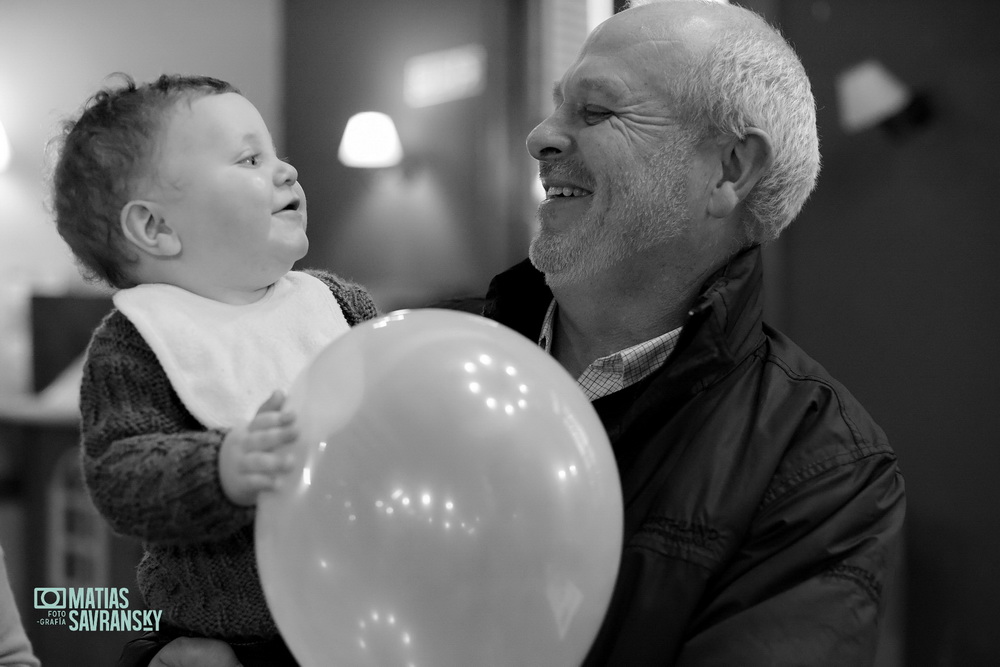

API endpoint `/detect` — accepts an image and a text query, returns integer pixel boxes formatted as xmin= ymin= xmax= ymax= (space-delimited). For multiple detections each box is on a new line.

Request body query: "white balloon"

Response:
xmin=256 ymin=309 xmax=623 ymax=667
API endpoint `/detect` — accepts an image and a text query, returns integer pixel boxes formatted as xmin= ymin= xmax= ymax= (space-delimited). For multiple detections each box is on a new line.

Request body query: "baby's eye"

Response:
xmin=239 ymin=154 xmax=261 ymax=167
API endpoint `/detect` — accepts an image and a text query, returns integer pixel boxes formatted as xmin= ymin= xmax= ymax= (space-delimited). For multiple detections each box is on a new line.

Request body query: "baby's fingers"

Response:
xmin=240 ymin=449 xmax=296 ymax=477
xmin=244 ymin=425 xmax=299 ymax=453
xmin=238 ymin=473 xmax=285 ymax=497
xmin=248 ymin=409 xmax=296 ymax=432
xmin=255 ymin=389 xmax=286 ymax=415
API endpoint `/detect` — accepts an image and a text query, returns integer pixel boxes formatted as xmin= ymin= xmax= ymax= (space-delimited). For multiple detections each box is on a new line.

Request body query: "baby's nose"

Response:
xmin=276 ymin=159 xmax=298 ymax=185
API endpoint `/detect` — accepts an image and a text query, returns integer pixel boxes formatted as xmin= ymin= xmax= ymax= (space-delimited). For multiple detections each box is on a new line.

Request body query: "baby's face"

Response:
xmin=146 ymin=92 xmax=307 ymax=296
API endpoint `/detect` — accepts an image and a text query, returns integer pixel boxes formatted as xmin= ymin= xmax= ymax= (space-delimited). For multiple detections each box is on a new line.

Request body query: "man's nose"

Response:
xmin=526 ymin=112 xmax=572 ymax=161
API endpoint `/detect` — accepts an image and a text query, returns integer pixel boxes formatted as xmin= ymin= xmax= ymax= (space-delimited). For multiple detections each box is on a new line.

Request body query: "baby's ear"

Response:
xmin=120 ymin=200 xmax=181 ymax=257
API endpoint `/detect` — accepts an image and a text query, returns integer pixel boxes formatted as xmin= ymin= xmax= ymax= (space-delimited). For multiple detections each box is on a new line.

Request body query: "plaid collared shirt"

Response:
xmin=538 ymin=299 xmax=682 ymax=401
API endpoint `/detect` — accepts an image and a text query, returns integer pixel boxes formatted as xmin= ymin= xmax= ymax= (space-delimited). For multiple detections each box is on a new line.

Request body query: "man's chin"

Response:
xmin=528 ymin=234 xmax=567 ymax=275
xmin=529 ymin=237 xmax=606 ymax=288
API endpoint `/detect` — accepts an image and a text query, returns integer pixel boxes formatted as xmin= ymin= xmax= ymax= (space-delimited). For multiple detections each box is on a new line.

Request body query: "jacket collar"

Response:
xmin=483 ymin=245 xmax=766 ymax=394
xmin=483 ymin=257 xmax=553 ymax=340
xmin=668 ymin=244 xmax=765 ymax=392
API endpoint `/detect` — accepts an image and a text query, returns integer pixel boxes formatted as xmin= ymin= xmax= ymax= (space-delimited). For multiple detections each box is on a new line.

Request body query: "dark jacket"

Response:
xmin=483 ymin=246 xmax=906 ymax=666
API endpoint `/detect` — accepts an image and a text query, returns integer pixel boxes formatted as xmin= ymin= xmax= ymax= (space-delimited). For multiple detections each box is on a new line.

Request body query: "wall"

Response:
xmin=776 ymin=2 xmax=1000 ymax=664
xmin=0 ymin=0 xmax=284 ymax=393
xmin=284 ymin=0 xmax=535 ymax=312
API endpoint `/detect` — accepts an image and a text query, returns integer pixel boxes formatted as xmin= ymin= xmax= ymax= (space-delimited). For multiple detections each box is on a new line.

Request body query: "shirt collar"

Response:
xmin=538 ymin=299 xmax=682 ymax=401
xmin=484 ymin=247 xmax=766 ymax=398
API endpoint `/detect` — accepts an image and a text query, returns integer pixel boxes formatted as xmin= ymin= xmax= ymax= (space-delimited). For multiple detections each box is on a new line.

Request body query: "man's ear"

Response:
xmin=706 ymin=128 xmax=774 ymax=219
xmin=120 ymin=201 xmax=181 ymax=257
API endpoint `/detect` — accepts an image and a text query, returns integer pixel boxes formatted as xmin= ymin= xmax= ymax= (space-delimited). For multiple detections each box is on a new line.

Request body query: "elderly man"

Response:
xmin=484 ymin=1 xmax=905 ymax=665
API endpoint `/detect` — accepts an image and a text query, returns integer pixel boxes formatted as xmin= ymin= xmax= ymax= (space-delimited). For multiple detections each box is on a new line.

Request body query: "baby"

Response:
xmin=50 ymin=73 xmax=378 ymax=666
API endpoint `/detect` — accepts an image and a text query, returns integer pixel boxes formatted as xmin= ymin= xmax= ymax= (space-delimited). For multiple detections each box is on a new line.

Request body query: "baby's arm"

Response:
xmin=80 ymin=312 xmax=266 ymax=543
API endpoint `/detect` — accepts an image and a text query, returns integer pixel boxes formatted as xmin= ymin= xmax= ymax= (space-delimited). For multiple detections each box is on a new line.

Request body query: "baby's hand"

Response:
xmin=219 ymin=390 xmax=298 ymax=506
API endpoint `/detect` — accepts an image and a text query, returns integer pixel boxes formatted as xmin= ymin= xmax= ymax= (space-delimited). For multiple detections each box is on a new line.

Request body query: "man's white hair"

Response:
xmin=627 ymin=0 xmax=820 ymax=243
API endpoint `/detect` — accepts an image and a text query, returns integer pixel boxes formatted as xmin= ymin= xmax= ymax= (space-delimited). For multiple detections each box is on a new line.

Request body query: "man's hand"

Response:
xmin=219 ymin=390 xmax=298 ymax=506
xmin=149 ymin=637 xmax=242 ymax=667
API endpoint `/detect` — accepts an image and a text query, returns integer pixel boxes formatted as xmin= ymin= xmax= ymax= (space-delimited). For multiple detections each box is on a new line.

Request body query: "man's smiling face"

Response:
xmin=525 ymin=6 xmax=707 ymax=286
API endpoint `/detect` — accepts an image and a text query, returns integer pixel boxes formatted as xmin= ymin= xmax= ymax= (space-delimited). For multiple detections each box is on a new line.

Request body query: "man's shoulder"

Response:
xmin=754 ymin=324 xmax=895 ymax=504
xmin=760 ymin=324 xmax=887 ymax=441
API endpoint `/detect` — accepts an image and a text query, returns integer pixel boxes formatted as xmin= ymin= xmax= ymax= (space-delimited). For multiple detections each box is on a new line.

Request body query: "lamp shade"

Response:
xmin=338 ymin=111 xmax=403 ymax=168
xmin=836 ymin=60 xmax=912 ymax=134
xmin=0 ymin=117 xmax=11 ymax=172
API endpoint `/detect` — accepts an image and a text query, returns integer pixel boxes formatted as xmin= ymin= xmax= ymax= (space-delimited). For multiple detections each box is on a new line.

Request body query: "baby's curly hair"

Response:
xmin=50 ymin=73 xmax=240 ymax=288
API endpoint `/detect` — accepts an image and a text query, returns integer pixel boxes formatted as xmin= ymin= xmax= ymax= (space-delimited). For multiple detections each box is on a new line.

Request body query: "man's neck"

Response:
xmin=547 ymin=248 xmax=722 ymax=378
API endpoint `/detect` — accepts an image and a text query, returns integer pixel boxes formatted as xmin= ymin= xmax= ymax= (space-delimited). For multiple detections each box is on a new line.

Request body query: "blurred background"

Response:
xmin=0 ymin=0 xmax=997 ymax=664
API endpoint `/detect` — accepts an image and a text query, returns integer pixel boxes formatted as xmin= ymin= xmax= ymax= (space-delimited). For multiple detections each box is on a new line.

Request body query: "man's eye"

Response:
xmin=583 ymin=107 xmax=613 ymax=124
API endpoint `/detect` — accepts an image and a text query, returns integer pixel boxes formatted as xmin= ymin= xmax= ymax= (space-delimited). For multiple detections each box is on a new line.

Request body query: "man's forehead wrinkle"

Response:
xmin=554 ymin=58 xmax=630 ymax=97
xmin=577 ymin=74 xmax=631 ymax=100
xmin=593 ymin=14 xmax=708 ymax=78
xmin=555 ymin=4 xmax=723 ymax=106
xmin=623 ymin=3 xmax=725 ymax=51
xmin=634 ymin=36 xmax=694 ymax=75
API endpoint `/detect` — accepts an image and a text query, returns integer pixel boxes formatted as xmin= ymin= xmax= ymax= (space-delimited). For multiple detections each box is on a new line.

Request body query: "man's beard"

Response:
xmin=529 ymin=136 xmax=692 ymax=288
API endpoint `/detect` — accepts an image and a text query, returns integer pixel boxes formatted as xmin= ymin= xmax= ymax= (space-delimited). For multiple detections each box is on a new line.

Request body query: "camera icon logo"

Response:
xmin=33 ymin=588 xmax=66 ymax=609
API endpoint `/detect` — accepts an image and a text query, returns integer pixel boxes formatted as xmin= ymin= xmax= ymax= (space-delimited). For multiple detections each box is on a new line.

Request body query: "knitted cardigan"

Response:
xmin=79 ymin=270 xmax=378 ymax=640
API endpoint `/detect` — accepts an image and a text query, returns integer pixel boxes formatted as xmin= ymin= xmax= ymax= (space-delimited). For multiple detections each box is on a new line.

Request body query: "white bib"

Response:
xmin=113 ymin=271 xmax=349 ymax=429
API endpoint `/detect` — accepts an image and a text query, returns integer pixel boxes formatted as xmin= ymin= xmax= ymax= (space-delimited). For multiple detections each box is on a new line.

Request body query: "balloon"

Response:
xmin=256 ymin=309 xmax=623 ymax=667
